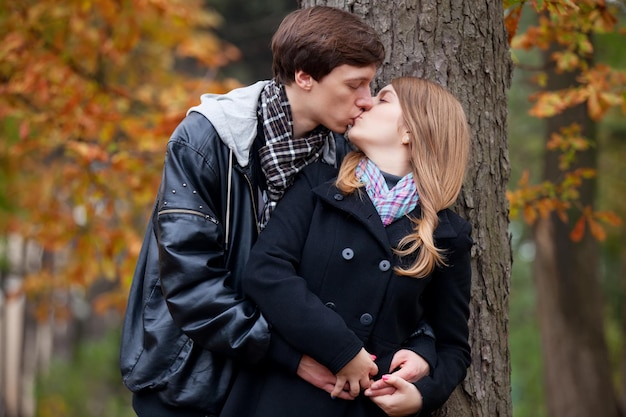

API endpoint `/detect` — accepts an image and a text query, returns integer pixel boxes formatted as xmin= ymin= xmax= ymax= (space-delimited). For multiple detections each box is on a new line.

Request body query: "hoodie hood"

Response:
xmin=187 ymin=81 xmax=269 ymax=167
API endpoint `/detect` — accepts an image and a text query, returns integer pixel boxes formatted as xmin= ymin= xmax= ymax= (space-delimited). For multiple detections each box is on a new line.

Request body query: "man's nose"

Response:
xmin=356 ymin=93 xmax=374 ymax=110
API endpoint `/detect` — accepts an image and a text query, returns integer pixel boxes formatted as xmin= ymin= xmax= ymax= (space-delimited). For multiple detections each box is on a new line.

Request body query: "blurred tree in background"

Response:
xmin=209 ymin=0 xmax=296 ymax=83
xmin=506 ymin=1 xmax=626 ymax=416
xmin=0 ymin=1 xmax=241 ymax=415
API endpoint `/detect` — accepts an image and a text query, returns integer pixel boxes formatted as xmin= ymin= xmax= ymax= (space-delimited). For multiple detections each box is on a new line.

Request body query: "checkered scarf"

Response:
xmin=356 ymin=157 xmax=419 ymax=226
xmin=258 ymin=80 xmax=330 ymax=229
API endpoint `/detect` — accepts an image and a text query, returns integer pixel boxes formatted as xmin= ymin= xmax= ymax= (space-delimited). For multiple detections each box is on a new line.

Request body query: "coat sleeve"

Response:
xmin=414 ymin=219 xmax=473 ymax=414
xmin=242 ymin=166 xmax=365 ymax=374
xmin=401 ymin=320 xmax=438 ymax=374
xmin=155 ymin=115 xmax=270 ymax=364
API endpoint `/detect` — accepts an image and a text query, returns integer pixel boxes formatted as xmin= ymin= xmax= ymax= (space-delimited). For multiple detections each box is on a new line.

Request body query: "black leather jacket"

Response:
xmin=120 ymin=94 xmax=437 ymax=415
xmin=120 ymin=109 xmax=356 ymax=414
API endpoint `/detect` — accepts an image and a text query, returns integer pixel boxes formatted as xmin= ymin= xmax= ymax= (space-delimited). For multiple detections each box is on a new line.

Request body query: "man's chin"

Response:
xmin=335 ymin=124 xmax=349 ymax=135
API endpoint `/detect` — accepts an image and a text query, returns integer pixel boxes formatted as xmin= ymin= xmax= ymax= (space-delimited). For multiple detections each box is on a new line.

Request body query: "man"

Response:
xmin=120 ymin=6 xmax=436 ymax=417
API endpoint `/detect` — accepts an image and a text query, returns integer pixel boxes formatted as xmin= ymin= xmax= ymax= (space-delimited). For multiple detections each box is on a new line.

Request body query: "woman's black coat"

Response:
xmin=220 ymin=162 xmax=473 ymax=417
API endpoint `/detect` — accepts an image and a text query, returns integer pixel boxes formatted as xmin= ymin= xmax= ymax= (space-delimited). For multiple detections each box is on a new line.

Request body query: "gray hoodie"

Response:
xmin=187 ymin=80 xmax=338 ymax=168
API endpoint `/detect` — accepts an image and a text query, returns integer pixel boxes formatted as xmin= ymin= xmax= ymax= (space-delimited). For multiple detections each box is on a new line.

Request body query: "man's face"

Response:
xmin=308 ymin=64 xmax=377 ymax=134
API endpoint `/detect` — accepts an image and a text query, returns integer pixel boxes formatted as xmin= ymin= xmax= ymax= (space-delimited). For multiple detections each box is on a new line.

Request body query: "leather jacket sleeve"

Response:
xmin=155 ymin=121 xmax=270 ymax=364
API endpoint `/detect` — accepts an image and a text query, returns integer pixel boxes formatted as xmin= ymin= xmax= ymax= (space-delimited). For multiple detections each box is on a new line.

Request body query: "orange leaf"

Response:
xmin=570 ymin=216 xmax=586 ymax=242
xmin=594 ymin=211 xmax=622 ymax=226
xmin=523 ymin=205 xmax=538 ymax=225
xmin=588 ymin=217 xmax=606 ymax=241
xmin=504 ymin=5 xmax=524 ymax=45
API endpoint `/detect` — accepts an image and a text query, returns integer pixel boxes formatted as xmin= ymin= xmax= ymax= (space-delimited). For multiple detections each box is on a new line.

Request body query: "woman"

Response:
xmin=220 ymin=77 xmax=472 ymax=417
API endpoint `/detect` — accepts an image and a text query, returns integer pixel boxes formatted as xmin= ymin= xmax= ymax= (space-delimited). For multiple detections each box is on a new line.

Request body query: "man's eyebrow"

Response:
xmin=346 ymin=77 xmax=370 ymax=83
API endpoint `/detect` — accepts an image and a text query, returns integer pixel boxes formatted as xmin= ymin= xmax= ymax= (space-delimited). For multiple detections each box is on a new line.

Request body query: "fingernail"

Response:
xmin=370 ymin=354 xmax=377 ymax=360
xmin=382 ymin=375 xmax=390 ymax=381
xmin=330 ymin=395 xmax=336 ymax=400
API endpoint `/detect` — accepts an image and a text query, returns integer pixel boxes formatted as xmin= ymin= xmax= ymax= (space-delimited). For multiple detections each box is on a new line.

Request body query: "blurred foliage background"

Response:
xmin=0 ymin=1 xmax=624 ymax=416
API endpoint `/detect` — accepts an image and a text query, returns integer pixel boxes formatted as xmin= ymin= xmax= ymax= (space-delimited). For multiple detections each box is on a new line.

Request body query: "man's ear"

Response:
xmin=294 ymin=70 xmax=313 ymax=91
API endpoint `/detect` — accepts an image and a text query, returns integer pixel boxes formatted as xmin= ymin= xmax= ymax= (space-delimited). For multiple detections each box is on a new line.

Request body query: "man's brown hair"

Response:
xmin=271 ymin=6 xmax=385 ymax=84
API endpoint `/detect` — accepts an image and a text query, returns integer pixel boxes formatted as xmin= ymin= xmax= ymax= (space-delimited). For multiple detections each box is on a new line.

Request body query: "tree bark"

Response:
xmin=532 ymin=40 xmax=621 ymax=417
xmin=300 ymin=1 xmax=513 ymax=416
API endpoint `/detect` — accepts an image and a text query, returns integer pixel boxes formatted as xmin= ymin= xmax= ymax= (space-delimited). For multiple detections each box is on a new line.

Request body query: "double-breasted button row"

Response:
xmin=325 ymin=302 xmax=374 ymax=327
xmin=341 ymin=247 xmax=390 ymax=271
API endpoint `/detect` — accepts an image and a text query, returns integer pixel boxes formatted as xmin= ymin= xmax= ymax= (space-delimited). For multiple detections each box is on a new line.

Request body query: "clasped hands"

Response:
xmin=297 ymin=348 xmax=428 ymax=417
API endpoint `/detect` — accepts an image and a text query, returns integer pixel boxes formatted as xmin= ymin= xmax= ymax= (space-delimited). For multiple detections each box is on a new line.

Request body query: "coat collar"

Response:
xmin=312 ymin=181 xmax=459 ymax=249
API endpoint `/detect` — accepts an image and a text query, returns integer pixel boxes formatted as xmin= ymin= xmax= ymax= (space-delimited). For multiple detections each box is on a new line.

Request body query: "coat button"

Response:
xmin=325 ymin=301 xmax=337 ymax=310
xmin=341 ymin=248 xmax=354 ymax=260
xmin=360 ymin=313 xmax=373 ymax=326
xmin=333 ymin=193 xmax=344 ymax=201
xmin=378 ymin=260 xmax=391 ymax=271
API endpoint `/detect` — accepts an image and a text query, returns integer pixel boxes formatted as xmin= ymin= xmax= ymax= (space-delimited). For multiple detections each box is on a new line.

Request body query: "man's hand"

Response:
xmin=367 ymin=349 xmax=429 ymax=397
xmin=296 ymin=354 xmax=353 ymax=400
xmin=364 ymin=374 xmax=423 ymax=417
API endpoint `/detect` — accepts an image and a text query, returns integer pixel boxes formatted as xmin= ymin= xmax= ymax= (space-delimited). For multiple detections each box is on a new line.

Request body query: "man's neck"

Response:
xmin=284 ymin=83 xmax=318 ymax=139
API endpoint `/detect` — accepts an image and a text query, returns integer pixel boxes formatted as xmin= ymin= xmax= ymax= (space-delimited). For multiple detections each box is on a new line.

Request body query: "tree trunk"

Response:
xmin=622 ymin=221 xmax=626 ymax=412
xmin=532 ymin=40 xmax=621 ymax=417
xmin=300 ymin=1 xmax=513 ymax=416
xmin=1 ymin=236 xmax=28 ymax=417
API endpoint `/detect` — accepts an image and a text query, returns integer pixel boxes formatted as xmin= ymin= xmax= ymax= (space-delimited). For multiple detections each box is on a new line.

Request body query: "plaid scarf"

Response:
xmin=356 ymin=158 xmax=419 ymax=226
xmin=257 ymin=80 xmax=330 ymax=229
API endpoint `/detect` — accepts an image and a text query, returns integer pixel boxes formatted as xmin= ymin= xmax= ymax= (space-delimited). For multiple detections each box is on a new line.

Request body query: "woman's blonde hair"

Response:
xmin=336 ymin=77 xmax=470 ymax=278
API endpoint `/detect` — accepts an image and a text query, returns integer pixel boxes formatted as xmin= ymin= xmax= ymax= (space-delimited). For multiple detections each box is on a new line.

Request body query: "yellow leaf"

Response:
xmin=595 ymin=211 xmax=622 ymax=227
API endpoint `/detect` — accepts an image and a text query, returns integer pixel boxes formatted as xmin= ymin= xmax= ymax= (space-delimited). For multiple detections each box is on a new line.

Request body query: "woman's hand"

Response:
xmin=389 ymin=349 xmax=430 ymax=382
xmin=364 ymin=374 xmax=423 ymax=417
xmin=367 ymin=349 xmax=430 ymax=397
xmin=331 ymin=348 xmax=378 ymax=398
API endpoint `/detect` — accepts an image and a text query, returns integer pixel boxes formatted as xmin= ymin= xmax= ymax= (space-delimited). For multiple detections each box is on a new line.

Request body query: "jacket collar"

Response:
xmin=187 ymin=81 xmax=269 ymax=168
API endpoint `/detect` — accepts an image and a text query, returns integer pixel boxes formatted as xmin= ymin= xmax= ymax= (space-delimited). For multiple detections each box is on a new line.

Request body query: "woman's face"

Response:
xmin=347 ymin=84 xmax=406 ymax=151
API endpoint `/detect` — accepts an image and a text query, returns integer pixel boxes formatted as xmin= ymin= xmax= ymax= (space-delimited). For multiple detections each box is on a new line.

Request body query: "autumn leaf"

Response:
xmin=1 ymin=0 xmax=241 ymax=317
xmin=504 ymin=4 xmax=524 ymax=44
xmin=552 ymin=51 xmax=580 ymax=72
xmin=594 ymin=211 xmax=622 ymax=227
xmin=587 ymin=217 xmax=606 ymax=241
xmin=570 ymin=216 xmax=586 ymax=242
xmin=524 ymin=204 xmax=538 ymax=225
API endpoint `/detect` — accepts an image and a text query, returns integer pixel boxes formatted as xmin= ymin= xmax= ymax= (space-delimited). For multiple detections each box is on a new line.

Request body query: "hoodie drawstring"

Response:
xmin=225 ymin=148 xmax=233 ymax=250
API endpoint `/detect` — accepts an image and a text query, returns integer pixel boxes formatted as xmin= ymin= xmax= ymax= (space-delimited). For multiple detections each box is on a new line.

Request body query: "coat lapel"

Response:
xmin=313 ymin=181 xmax=391 ymax=252
xmin=312 ymin=180 xmax=460 ymax=251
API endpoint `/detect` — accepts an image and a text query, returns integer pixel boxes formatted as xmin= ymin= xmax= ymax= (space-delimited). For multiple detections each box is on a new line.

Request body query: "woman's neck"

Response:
xmin=365 ymin=152 xmax=411 ymax=177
